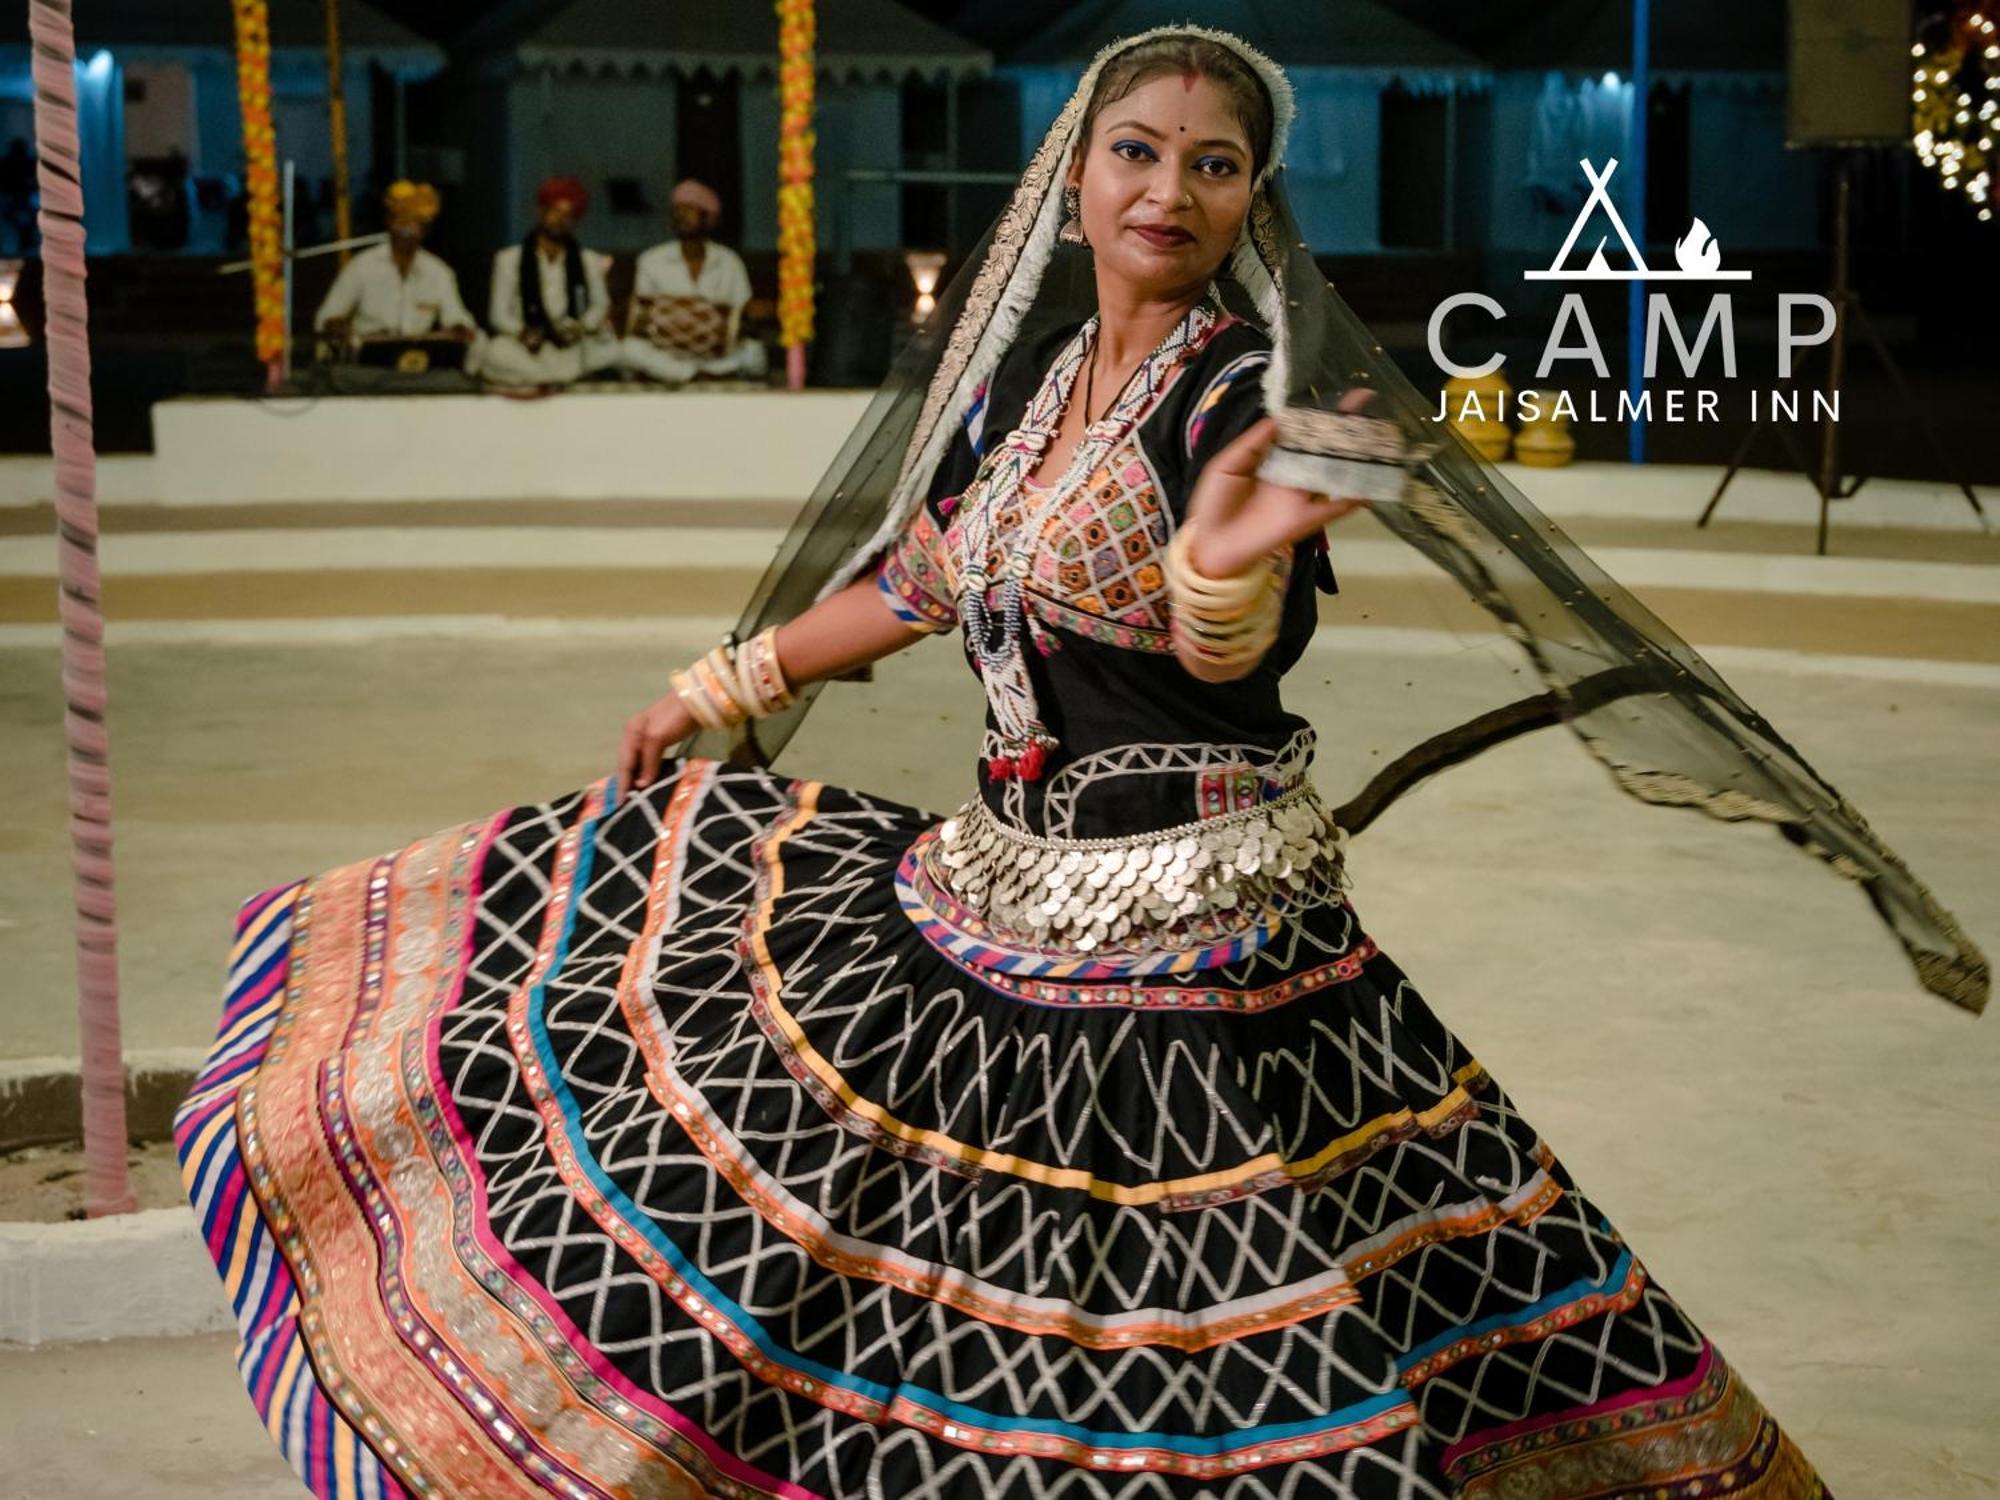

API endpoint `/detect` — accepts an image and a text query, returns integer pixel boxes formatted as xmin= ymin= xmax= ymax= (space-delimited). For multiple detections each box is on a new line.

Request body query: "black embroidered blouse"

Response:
xmin=876 ymin=302 xmax=1338 ymax=842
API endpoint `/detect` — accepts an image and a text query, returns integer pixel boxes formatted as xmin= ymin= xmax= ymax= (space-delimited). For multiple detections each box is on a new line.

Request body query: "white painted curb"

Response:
xmin=0 ymin=454 xmax=157 ymax=508
xmin=0 ymin=1207 xmax=233 ymax=1346
xmin=0 ymin=525 xmax=787 ymax=578
xmin=151 ymin=390 xmax=875 ymax=505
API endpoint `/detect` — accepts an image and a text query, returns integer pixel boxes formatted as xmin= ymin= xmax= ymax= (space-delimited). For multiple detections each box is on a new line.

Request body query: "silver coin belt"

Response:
xmin=927 ymin=786 xmax=1351 ymax=956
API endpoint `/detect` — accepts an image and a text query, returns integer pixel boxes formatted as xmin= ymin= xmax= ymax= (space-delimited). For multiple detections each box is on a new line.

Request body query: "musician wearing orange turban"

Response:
xmin=314 ymin=181 xmax=480 ymax=350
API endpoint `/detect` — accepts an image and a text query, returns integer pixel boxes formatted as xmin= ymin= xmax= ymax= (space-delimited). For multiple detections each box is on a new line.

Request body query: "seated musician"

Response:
xmin=314 ymin=181 xmax=483 ymax=372
xmin=477 ymin=176 xmax=618 ymax=389
xmin=619 ymin=178 xmax=769 ymax=385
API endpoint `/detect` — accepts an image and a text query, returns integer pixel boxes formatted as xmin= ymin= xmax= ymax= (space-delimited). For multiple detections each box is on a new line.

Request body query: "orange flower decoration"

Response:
xmin=232 ymin=0 xmax=284 ymax=364
xmin=776 ymin=0 xmax=816 ymax=350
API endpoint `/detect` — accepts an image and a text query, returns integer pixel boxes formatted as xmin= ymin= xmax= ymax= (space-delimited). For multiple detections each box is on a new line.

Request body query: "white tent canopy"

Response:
xmin=505 ymin=0 xmax=990 ymax=85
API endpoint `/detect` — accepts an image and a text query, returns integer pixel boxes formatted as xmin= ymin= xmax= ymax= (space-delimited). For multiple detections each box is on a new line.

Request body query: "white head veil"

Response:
xmin=694 ymin=27 xmax=1989 ymax=1014
xmin=821 ymin=23 xmax=1301 ymax=596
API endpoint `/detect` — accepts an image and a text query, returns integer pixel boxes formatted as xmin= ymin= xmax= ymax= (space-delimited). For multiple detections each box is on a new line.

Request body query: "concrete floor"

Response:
xmin=2 ymin=620 xmax=1994 ymax=1051
xmin=1 ymin=442 xmax=1997 ymax=1500
xmin=0 ymin=1334 xmax=304 ymax=1499
xmin=0 ymin=624 xmax=1995 ymax=1492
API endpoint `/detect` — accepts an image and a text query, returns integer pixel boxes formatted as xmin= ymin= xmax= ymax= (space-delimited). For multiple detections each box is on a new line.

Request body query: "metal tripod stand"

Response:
xmin=1696 ymin=153 xmax=1989 ymax=553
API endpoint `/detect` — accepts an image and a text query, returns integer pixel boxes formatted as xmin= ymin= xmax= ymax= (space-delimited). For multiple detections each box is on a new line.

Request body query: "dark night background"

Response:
xmin=0 ymin=0 xmax=1992 ymax=490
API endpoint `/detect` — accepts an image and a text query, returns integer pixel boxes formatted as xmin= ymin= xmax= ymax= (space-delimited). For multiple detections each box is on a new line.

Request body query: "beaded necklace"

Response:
xmin=958 ymin=292 xmax=1218 ymax=781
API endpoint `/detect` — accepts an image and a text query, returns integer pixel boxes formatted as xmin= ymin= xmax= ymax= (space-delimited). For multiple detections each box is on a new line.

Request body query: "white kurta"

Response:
xmin=478 ymin=241 xmax=619 ymax=387
xmin=620 ymin=238 xmax=767 ymax=383
xmin=314 ymin=244 xmax=478 ymax=339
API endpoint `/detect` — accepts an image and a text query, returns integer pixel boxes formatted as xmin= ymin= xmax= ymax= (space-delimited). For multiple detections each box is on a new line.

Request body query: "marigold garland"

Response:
xmin=232 ymin=0 xmax=284 ymax=364
xmin=776 ymin=0 xmax=816 ymax=351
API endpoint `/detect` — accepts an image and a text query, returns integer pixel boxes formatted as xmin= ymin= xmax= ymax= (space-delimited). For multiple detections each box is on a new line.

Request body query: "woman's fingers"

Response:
xmin=620 ymin=690 xmax=697 ymax=799
xmin=617 ymin=716 xmax=643 ymax=798
xmin=1210 ymin=415 xmax=1280 ymax=478
xmin=636 ymin=710 xmax=671 ymax=791
xmin=1191 ymin=405 xmax=1383 ymax=564
xmin=1187 ymin=417 xmax=1277 ymax=533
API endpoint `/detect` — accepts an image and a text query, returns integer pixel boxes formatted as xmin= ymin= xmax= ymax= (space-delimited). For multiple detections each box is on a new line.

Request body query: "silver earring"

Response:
xmin=1059 ymin=185 xmax=1087 ymax=246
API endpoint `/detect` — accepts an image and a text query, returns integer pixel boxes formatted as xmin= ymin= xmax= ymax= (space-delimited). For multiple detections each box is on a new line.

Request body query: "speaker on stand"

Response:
xmin=1698 ymin=0 xmax=1988 ymax=548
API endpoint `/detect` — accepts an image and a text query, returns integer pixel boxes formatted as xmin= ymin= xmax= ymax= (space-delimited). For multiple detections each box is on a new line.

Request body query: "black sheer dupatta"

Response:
xmin=690 ymin=25 xmax=1987 ymax=1014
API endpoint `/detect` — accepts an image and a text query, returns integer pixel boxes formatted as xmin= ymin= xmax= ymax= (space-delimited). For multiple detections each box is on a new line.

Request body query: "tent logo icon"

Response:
xmin=1524 ymin=158 xmax=1752 ymax=282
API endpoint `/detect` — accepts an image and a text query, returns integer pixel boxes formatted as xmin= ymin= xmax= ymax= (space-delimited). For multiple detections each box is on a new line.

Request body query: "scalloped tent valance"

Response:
xmin=1353 ymin=69 xmax=1493 ymax=96
xmin=511 ymin=48 xmax=991 ymax=87
xmin=997 ymin=0 xmax=1487 ymax=72
xmin=1655 ymin=70 xmax=1787 ymax=95
xmin=496 ymin=0 xmax=990 ymax=88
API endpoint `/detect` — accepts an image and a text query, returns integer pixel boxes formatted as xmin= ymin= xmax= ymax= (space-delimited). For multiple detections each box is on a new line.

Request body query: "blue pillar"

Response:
xmin=73 ymin=50 xmax=130 ymax=255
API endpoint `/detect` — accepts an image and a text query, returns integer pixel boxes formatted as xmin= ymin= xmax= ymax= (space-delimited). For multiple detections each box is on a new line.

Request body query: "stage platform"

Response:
xmin=148 ymin=387 xmax=875 ymax=506
xmin=137 ymin=385 xmax=1994 ymax=538
xmin=133 ymin=386 xmax=1995 ymax=527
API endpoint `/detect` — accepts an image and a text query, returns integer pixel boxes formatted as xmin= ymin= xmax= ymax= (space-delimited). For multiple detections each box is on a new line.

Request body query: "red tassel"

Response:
xmin=987 ymin=755 xmax=1016 ymax=780
xmin=1016 ymin=742 xmax=1048 ymax=780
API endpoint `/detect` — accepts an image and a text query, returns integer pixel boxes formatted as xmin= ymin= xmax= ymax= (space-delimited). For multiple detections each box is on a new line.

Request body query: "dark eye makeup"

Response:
xmin=1109 ymin=140 xmax=1243 ymax=176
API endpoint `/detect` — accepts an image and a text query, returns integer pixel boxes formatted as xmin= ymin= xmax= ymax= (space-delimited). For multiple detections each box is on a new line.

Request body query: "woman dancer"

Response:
xmin=183 ymin=26 xmax=1985 ymax=1499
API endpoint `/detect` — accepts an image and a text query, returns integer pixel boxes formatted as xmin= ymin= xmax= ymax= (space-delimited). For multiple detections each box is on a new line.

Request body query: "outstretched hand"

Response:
xmin=1183 ymin=387 xmax=1379 ymax=577
xmin=617 ymin=689 xmax=695 ymax=801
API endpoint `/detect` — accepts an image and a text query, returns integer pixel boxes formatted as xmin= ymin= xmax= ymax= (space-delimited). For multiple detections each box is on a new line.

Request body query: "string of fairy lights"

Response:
xmin=1912 ymin=3 xmax=1998 ymax=220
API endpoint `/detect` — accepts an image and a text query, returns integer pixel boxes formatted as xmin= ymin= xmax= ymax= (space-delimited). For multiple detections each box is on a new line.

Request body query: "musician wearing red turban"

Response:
xmin=475 ymin=175 xmax=617 ymax=389
xmin=619 ymin=177 xmax=768 ymax=385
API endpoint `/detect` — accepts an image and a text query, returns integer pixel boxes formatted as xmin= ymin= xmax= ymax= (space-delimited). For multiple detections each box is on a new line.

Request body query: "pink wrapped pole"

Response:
xmin=30 ymin=0 xmax=135 ymax=1217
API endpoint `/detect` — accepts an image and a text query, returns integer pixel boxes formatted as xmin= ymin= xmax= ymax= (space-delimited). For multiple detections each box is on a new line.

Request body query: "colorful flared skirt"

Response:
xmin=176 ymin=760 xmax=1831 ymax=1498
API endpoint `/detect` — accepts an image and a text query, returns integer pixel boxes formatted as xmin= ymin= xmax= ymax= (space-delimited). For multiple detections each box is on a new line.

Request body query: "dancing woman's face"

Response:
xmin=1068 ymin=72 xmax=1255 ymax=303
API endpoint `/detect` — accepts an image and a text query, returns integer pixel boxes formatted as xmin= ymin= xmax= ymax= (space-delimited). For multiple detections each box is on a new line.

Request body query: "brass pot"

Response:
xmin=1514 ymin=388 xmax=1576 ymax=468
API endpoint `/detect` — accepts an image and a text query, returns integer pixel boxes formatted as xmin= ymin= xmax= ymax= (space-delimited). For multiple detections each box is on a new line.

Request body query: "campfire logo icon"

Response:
xmin=1524 ymin=158 xmax=1751 ymax=282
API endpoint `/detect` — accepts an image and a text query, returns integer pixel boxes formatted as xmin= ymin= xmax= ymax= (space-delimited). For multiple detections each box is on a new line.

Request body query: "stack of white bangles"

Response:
xmin=671 ymin=626 xmax=796 ymax=730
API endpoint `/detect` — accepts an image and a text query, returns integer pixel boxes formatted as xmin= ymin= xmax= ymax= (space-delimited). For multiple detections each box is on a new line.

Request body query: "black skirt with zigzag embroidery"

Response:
xmin=177 ymin=757 xmax=1832 ymax=1499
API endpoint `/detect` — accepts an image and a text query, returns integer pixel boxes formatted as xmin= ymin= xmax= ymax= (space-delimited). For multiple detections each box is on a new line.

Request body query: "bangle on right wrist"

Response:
xmin=1165 ymin=522 xmax=1284 ymax=670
